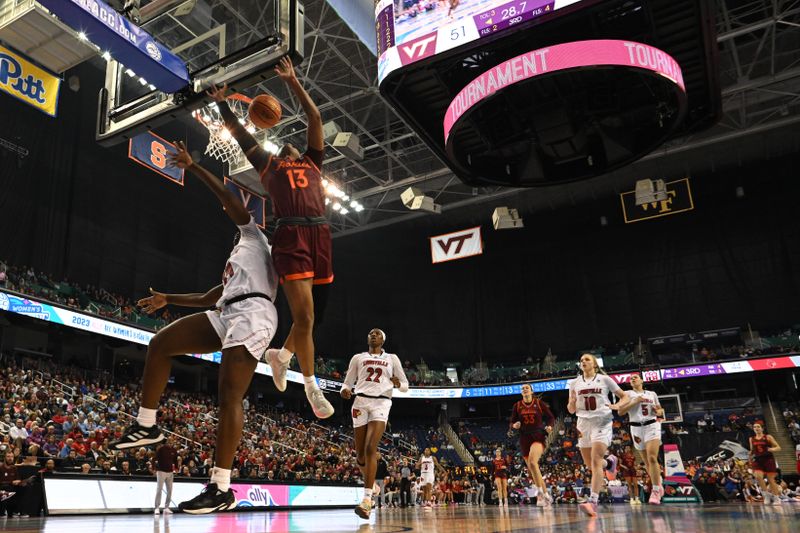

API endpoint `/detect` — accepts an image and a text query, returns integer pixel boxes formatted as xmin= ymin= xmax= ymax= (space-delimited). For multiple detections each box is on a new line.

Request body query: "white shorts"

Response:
xmin=421 ymin=473 xmax=435 ymax=486
xmin=630 ymin=421 xmax=662 ymax=451
xmin=205 ymin=297 xmax=277 ymax=360
xmin=351 ymin=396 xmax=392 ymax=428
xmin=577 ymin=415 xmax=613 ymax=448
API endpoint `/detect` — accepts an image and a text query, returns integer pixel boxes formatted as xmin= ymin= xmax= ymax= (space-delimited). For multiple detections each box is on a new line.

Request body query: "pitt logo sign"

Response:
xmin=430 ymin=226 xmax=483 ymax=264
xmin=0 ymin=45 xmax=61 ymax=117
xmin=620 ymin=178 xmax=694 ymax=224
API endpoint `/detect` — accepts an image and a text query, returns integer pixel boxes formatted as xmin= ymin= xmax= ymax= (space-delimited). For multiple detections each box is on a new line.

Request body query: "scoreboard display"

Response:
xmin=376 ymin=0 xmax=600 ymax=84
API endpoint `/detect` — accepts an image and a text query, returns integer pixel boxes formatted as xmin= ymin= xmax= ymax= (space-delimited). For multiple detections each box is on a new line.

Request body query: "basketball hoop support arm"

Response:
xmin=96 ymin=0 xmax=304 ymax=147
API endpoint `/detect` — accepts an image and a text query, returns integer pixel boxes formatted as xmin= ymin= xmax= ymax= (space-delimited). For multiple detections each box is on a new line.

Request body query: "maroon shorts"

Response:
xmin=272 ymin=224 xmax=333 ymax=285
xmin=520 ymin=432 xmax=547 ymax=458
xmin=752 ymin=455 xmax=777 ymax=474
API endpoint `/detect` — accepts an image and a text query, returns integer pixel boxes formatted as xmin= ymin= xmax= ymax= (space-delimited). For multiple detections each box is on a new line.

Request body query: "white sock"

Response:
xmin=590 ymin=492 xmax=599 ymax=503
xmin=363 ymin=488 xmax=373 ymax=502
xmin=304 ymin=375 xmax=319 ymax=392
xmin=211 ymin=467 xmax=232 ymax=492
xmin=136 ymin=407 xmax=157 ymax=428
xmin=278 ymin=347 xmax=293 ymax=364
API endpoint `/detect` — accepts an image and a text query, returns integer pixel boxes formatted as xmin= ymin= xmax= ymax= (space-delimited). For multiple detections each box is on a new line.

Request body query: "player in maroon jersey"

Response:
xmin=749 ymin=422 xmax=782 ymax=505
xmin=509 ymin=383 xmax=554 ymax=507
xmin=209 ymin=57 xmax=333 ymax=419
xmin=619 ymin=445 xmax=640 ymax=504
xmin=492 ymin=448 xmax=510 ymax=507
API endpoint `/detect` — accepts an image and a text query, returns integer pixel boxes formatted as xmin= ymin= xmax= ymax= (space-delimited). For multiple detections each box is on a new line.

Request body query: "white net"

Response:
xmin=193 ymin=96 xmax=255 ymax=166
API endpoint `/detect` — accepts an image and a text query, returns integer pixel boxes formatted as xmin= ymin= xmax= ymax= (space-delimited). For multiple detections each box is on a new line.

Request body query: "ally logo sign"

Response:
xmin=0 ymin=44 xmax=62 ymax=117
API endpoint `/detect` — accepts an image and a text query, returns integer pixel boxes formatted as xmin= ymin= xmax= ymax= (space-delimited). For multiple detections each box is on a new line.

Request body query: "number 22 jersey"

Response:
xmin=342 ymin=351 xmax=409 ymax=399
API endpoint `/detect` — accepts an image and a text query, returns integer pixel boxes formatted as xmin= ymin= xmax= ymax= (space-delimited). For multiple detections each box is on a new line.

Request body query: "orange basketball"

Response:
xmin=248 ymin=94 xmax=282 ymax=129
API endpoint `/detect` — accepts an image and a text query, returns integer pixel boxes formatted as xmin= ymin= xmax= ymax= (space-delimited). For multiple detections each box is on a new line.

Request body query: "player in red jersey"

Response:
xmin=618 ymin=445 xmax=640 ymax=504
xmin=492 ymin=448 xmax=510 ymax=507
xmin=749 ymin=422 xmax=782 ymax=505
xmin=209 ymin=57 xmax=333 ymax=419
xmin=509 ymin=383 xmax=554 ymax=507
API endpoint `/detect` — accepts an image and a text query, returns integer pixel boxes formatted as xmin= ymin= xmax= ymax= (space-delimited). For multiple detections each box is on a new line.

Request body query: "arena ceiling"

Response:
xmin=141 ymin=0 xmax=800 ymax=236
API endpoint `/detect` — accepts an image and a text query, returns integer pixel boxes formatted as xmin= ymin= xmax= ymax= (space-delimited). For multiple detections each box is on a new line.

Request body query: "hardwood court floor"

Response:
xmin=3 ymin=502 xmax=799 ymax=533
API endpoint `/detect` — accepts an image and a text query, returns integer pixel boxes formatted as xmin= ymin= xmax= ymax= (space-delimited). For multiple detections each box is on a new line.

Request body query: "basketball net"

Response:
xmin=192 ymin=94 xmax=254 ymax=166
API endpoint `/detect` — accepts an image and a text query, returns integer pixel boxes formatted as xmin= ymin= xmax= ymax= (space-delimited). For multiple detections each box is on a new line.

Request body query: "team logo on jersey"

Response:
xmin=352 ymin=409 xmax=361 ymax=419
xmin=634 ymin=436 xmax=642 ymax=444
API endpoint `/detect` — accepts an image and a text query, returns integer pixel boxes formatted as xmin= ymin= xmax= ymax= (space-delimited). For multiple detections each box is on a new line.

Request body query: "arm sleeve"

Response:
xmin=304 ymin=147 xmax=324 ymax=169
xmin=218 ymin=101 xmax=273 ymax=173
xmin=392 ymin=355 xmax=410 ymax=392
xmin=540 ymin=400 xmax=555 ymax=426
xmin=342 ymin=354 xmax=359 ymax=391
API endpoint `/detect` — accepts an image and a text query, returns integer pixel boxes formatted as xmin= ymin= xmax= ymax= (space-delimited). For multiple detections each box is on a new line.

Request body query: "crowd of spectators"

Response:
xmin=783 ymin=404 xmax=800 ymax=445
xmin=0 ymin=259 xmax=179 ymax=329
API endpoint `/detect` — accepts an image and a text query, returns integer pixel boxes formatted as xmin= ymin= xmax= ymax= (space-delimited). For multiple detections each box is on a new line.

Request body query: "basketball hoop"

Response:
xmin=192 ymin=94 xmax=254 ymax=166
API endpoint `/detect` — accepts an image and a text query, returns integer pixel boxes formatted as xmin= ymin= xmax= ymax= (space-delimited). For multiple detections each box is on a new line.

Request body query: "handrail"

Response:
xmin=83 ymin=395 xmax=202 ymax=448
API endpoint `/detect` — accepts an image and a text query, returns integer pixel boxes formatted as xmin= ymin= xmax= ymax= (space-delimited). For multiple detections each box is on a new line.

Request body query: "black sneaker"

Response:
xmin=108 ymin=422 xmax=165 ymax=450
xmin=179 ymin=483 xmax=236 ymax=514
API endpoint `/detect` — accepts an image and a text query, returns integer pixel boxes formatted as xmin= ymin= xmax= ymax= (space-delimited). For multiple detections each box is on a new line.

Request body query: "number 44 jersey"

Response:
xmin=343 ymin=351 xmax=409 ymax=399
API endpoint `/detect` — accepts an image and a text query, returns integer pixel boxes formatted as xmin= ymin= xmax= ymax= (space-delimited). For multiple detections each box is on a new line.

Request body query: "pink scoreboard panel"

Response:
xmin=376 ymin=0 xmax=601 ymax=84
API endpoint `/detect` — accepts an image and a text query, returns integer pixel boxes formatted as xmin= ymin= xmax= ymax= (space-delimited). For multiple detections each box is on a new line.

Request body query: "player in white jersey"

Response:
xmin=340 ymin=328 xmax=409 ymax=518
xmin=567 ymin=353 xmax=628 ymax=517
xmin=618 ymin=372 xmax=665 ymax=505
xmin=416 ymin=447 xmax=443 ymax=509
xmin=110 ymin=142 xmax=278 ymax=514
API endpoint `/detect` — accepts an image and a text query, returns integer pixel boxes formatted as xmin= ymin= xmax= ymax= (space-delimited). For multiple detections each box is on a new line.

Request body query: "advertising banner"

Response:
xmin=0 ymin=44 xmax=61 ymax=117
xmin=430 ymin=226 xmax=483 ymax=264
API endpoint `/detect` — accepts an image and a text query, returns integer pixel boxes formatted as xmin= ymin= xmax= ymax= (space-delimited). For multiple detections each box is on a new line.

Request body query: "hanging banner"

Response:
xmin=621 ymin=177 xmax=694 ymax=224
xmin=128 ymin=132 xmax=184 ymax=185
xmin=0 ymin=44 xmax=62 ymax=117
xmin=430 ymin=226 xmax=483 ymax=264
xmin=224 ymin=178 xmax=267 ymax=229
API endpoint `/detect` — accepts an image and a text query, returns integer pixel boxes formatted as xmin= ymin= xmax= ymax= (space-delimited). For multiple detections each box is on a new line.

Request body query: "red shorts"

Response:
xmin=752 ymin=455 xmax=777 ymax=474
xmin=520 ymin=432 xmax=547 ymax=457
xmin=272 ymin=224 xmax=333 ymax=285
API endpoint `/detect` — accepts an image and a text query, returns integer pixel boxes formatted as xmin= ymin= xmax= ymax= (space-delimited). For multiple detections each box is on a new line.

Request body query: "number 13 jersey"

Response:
xmin=343 ymin=351 xmax=409 ymax=399
xmin=569 ymin=374 xmax=621 ymax=419
xmin=261 ymin=148 xmax=326 ymax=218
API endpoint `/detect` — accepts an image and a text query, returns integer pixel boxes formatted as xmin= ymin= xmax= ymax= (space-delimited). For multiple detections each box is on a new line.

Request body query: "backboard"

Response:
xmin=97 ymin=0 xmax=304 ymax=146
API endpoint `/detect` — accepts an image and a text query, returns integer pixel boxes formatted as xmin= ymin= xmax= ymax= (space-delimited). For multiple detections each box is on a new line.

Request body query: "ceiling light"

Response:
xmin=102 ymin=51 xmax=111 ymax=61
xmin=339 ymin=208 xmax=349 ymax=215
xmin=125 ymin=68 xmax=135 ymax=77
xmin=78 ymin=32 xmax=88 ymax=41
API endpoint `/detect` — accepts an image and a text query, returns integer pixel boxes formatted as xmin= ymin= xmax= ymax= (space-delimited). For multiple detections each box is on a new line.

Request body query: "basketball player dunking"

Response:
xmin=209 ymin=57 xmax=333 ymax=419
xmin=340 ymin=329 xmax=409 ymax=519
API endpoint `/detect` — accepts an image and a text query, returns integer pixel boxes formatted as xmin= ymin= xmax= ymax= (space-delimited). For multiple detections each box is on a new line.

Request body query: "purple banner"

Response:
xmin=376 ymin=4 xmax=395 ymax=58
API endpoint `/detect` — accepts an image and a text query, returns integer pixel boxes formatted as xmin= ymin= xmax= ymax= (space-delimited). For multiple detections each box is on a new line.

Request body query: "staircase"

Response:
xmin=765 ymin=399 xmax=797 ymax=472
xmin=441 ymin=417 xmax=475 ymax=465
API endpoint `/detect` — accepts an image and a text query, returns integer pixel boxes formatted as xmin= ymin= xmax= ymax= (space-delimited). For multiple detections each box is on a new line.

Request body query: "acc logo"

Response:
xmin=145 ymin=41 xmax=162 ymax=61
xmin=0 ymin=292 xmax=9 ymax=311
xmin=352 ymin=409 xmax=362 ymax=419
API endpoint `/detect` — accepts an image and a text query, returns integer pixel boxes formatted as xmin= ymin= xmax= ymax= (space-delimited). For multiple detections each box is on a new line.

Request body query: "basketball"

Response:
xmin=248 ymin=94 xmax=282 ymax=129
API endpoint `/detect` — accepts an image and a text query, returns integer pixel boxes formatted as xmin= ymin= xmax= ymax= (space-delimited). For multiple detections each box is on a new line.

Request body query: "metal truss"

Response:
xmin=148 ymin=0 xmax=800 ymax=236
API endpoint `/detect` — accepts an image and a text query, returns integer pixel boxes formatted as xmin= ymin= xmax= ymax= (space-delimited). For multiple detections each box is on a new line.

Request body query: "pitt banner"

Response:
xmin=224 ymin=178 xmax=266 ymax=229
xmin=620 ymin=178 xmax=694 ymax=224
xmin=0 ymin=44 xmax=61 ymax=117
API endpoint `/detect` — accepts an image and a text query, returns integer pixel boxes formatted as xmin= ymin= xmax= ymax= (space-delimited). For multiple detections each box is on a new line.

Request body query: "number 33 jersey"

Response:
xmin=568 ymin=374 xmax=622 ymax=419
xmin=260 ymin=148 xmax=326 ymax=218
xmin=343 ymin=351 xmax=409 ymax=399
